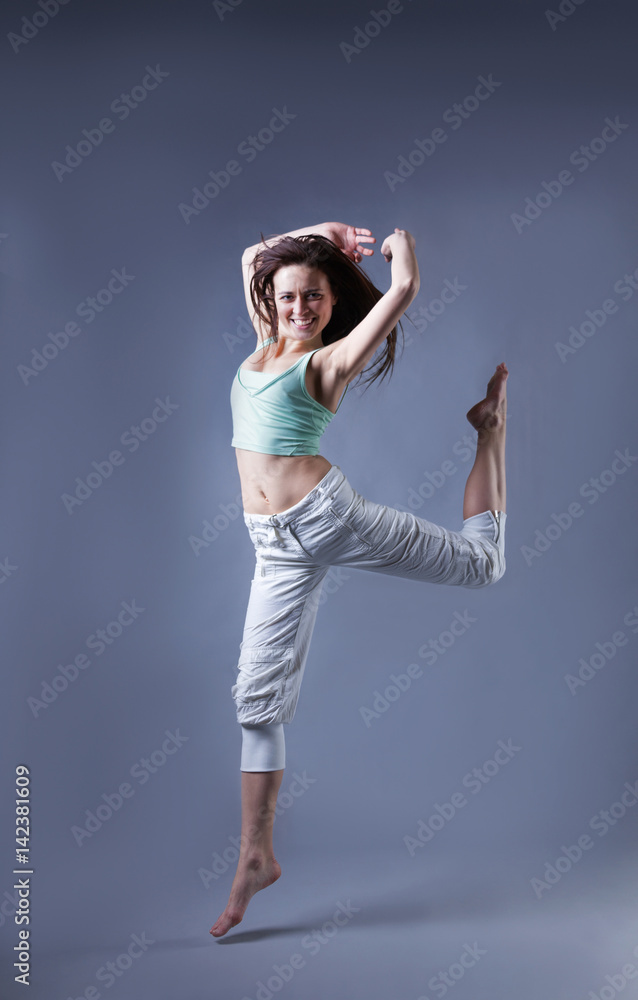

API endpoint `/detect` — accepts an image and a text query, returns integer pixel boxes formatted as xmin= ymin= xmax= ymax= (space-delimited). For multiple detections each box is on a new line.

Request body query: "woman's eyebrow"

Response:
xmin=277 ymin=286 xmax=323 ymax=294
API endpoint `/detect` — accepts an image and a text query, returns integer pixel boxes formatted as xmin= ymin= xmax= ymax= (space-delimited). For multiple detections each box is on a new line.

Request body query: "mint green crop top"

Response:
xmin=230 ymin=337 xmax=347 ymax=455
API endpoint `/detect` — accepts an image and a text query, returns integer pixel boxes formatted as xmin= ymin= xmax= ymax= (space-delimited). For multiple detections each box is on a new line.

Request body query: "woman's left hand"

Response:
xmin=322 ymin=223 xmax=376 ymax=263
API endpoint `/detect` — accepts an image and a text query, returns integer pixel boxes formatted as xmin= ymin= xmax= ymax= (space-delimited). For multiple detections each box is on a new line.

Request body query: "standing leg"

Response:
xmin=463 ymin=363 xmax=508 ymax=519
xmin=213 ymin=522 xmax=328 ymax=937
xmin=210 ymin=768 xmax=284 ymax=937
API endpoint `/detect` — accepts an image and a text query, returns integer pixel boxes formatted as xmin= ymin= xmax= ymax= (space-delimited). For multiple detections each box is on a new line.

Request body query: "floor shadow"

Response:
xmin=213 ymin=877 xmax=525 ymax=942
xmin=214 ymin=923 xmax=321 ymax=944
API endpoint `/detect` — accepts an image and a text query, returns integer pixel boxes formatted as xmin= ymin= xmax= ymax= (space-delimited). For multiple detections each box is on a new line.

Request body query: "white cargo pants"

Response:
xmin=232 ymin=464 xmax=506 ymax=771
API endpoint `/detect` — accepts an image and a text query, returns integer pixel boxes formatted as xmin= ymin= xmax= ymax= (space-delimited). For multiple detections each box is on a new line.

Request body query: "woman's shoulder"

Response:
xmin=239 ymin=337 xmax=276 ymax=367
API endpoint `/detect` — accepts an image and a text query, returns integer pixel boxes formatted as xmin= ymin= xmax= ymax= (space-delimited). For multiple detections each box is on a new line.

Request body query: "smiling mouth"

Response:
xmin=292 ymin=318 xmax=315 ymax=328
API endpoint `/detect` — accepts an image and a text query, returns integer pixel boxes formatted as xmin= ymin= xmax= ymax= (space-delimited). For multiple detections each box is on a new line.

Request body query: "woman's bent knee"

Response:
xmin=463 ymin=550 xmax=505 ymax=588
xmin=462 ymin=510 xmax=506 ymax=588
xmin=481 ymin=551 xmax=506 ymax=587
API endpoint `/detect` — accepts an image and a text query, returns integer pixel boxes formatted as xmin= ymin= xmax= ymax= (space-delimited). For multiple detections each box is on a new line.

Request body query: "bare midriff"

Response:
xmin=235 ymin=450 xmax=333 ymax=515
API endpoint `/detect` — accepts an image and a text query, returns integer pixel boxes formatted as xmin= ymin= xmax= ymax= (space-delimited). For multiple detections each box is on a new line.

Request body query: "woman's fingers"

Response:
xmin=351 ymin=227 xmax=376 ymax=261
xmin=352 ymin=226 xmax=412 ymax=262
xmin=335 ymin=225 xmax=379 ymax=261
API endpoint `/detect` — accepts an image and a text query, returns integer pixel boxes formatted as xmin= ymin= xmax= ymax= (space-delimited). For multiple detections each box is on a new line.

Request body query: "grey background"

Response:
xmin=1 ymin=0 xmax=637 ymax=997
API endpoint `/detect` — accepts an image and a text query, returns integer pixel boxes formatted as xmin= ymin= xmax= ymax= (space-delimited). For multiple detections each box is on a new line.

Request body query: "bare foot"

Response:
xmin=466 ymin=363 xmax=508 ymax=432
xmin=210 ymin=855 xmax=282 ymax=938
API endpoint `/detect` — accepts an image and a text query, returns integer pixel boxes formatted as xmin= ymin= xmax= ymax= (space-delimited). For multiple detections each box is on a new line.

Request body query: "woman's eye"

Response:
xmin=280 ymin=293 xmax=321 ymax=300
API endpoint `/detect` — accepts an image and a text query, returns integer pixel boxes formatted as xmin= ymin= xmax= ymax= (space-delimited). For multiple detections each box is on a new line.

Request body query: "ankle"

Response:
xmin=238 ymin=849 xmax=273 ymax=869
xmin=476 ymin=419 xmax=505 ymax=443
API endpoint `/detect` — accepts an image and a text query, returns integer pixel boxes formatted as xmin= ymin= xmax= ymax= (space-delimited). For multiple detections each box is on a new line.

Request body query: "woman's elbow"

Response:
xmin=395 ymin=277 xmax=420 ymax=302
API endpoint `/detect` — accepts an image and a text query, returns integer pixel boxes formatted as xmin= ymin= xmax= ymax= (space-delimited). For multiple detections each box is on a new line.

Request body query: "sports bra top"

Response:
xmin=230 ymin=336 xmax=347 ymax=455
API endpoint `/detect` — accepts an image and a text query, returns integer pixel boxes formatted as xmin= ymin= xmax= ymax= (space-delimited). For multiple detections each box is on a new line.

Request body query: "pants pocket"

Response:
xmin=327 ymin=493 xmax=373 ymax=552
xmin=232 ymin=644 xmax=294 ymax=725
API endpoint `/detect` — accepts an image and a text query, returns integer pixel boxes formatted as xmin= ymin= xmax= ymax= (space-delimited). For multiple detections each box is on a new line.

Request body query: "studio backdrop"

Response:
xmin=1 ymin=1 xmax=637 ymax=998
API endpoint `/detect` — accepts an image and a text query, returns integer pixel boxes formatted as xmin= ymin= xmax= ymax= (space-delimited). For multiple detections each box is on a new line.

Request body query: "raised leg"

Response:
xmin=463 ymin=363 xmax=508 ymax=519
xmin=210 ymin=768 xmax=284 ymax=938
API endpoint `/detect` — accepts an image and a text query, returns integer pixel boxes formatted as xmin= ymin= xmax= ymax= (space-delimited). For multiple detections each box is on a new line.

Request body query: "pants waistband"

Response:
xmin=243 ymin=464 xmax=346 ymax=528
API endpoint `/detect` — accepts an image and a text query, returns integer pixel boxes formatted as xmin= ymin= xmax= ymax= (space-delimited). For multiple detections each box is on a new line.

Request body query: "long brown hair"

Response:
xmin=248 ymin=233 xmax=408 ymax=392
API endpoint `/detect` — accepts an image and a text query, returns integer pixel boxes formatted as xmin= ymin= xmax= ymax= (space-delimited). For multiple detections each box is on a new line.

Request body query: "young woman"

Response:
xmin=211 ymin=221 xmax=508 ymax=938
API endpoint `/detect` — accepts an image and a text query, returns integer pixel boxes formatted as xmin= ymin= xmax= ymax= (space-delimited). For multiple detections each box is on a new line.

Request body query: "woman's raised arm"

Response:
xmin=328 ymin=228 xmax=420 ymax=384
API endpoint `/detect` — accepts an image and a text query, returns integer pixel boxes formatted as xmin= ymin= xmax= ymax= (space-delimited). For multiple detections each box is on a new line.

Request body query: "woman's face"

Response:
xmin=272 ymin=265 xmax=337 ymax=343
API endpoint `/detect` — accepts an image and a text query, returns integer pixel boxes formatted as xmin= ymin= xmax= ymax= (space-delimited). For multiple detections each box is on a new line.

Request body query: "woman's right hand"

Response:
xmin=380 ymin=227 xmax=416 ymax=261
xmin=381 ymin=228 xmax=419 ymax=287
